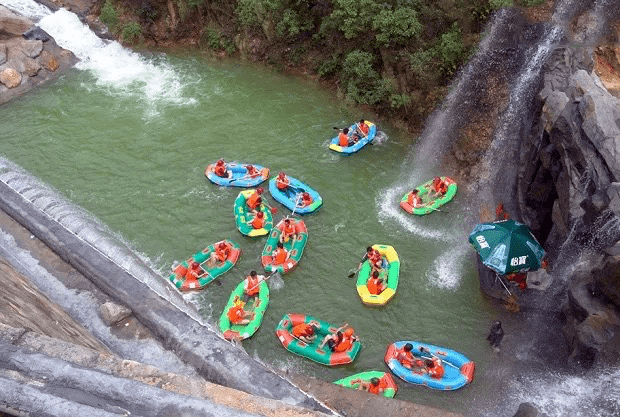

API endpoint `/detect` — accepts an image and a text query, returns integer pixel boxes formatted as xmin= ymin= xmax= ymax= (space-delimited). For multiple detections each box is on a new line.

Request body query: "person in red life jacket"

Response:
xmin=357 ymin=246 xmax=383 ymax=274
xmin=245 ymin=164 xmax=260 ymax=178
xmin=332 ymin=327 xmax=358 ymax=352
xmin=214 ymin=159 xmax=232 ymax=178
xmin=427 ymin=176 xmax=448 ymax=199
xmin=367 ymin=270 xmax=386 ymax=295
xmin=350 ymin=377 xmax=387 ymax=395
xmin=395 ymin=343 xmax=425 ymax=371
xmin=424 ymin=357 xmax=445 ymax=379
xmin=247 ymin=211 xmax=266 ymax=230
xmin=276 ymin=172 xmax=290 ymax=191
xmin=495 ymin=202 xmax=510 ymax=220
xmin=506 ymin=272 xmax=527 ymax=290
xmin=279 ymin=218 xmax=297 ymax=244
xmin=292 ymin=320 xmax=319 ymax=344
xmin=246 ymin=187 xmax=264 ymax=212
xmin=407 ymin=189 xmax=427 ymax=209
xmin=318 ymin=323 xmax=349 ymax=350
xmin=227 ymin=296 xmax=253 ymax=325
xmin=272 ymin=241 xmax=290 ymax=265
xmin=208 ymin=241 xmax=231 ymax=266
xmin=338 ymin=127 xmax=354 ymax=147
xmin=185 ymin=261 xmax=204 ymax=282
xmin=242 ymin=270 xmax=265 ymax=302
xmin=353 ymin=119 xmax=369 ymax=141
xmin=296 ymin=192 xmax=313 ymax=208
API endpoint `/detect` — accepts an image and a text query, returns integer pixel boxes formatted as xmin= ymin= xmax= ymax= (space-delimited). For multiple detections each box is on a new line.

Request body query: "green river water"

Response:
xmin=0 ymin=51 xmax=511 ymax=413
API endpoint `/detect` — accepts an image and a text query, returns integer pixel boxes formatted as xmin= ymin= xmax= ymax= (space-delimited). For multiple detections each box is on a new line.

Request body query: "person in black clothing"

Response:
xmin=487 ymin=320 xmax=504 ymax=352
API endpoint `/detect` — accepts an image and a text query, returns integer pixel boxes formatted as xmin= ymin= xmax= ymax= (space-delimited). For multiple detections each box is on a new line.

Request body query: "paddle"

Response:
xmin=247 ymin=271 xmax=283 ymax=292
xmin=417 ymin=346 xmax=459 ymax=370
xmin=348 ymin=253 xmax=368 ymax=278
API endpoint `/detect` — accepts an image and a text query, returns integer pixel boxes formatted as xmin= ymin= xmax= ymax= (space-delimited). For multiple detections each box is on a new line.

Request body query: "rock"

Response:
xmin=38 ymin=50 xmax=59 ymax=71
xmin=98 ymin=302 xmax=132 ymax=326
xmin=0 ymin=44 xmax=7 ymax=66
xmin=20 ymin=39 xmax=43 ymax=58
xmin=541 ymin=90 xmax=569 ymax=132
xmin=512 ymin=402 xmax=546 ymax=417
xmin=21 ymin=56 xmax=40 ymax=77
xmin=0 ymin=6 xmax=32 ymax=37
xmin=22 ymin=27 xmax=52 ymax=42
xmin=0 ymin=68 xmax=21 ymax=88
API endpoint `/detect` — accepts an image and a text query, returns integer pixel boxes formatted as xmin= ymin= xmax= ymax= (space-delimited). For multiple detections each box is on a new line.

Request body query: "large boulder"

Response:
xmin=0 ymin=67 xmax=21 ymax=88
xmin=0 ymin=6 xmax=32 ymax=37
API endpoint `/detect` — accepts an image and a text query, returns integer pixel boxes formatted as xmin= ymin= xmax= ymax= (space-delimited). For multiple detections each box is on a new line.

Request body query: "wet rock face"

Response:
xmin=0 ymin=6 xmax=77 ymax=104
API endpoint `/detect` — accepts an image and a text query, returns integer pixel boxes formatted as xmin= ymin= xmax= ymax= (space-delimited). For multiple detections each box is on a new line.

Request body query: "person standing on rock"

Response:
xmin=487 ymin=320 xmax=504 ymax=352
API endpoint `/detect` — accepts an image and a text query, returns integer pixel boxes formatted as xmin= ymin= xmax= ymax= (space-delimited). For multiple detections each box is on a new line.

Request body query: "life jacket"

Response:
xmin=185 ymin=265 xmax=202 ymax=281
xmin=367 ymin=277 xmax=383 ymax=295
xmin=358 ymin=122 xmax=369 ymax=136
xmin=429 ymin=358 xmax=445 ymax=379
xmin=246 ymin=191 xmax=261 ymax=209
xmin=281 ymin=222 xmax=296 ymax=239
xmin=276 ymin=176 xmax=289 ymax=190
xmin=408 ymin=193 xmax=422 ymax=208
xmin=244 ymin=276 xmax=261 ymax=296
xmin=301 ymin=194 xmax=313 ymax=206
xmin=292 ymin=323 xmax=313 ymax=338
xmin=227 ymin=306 xmax=246 ymax=324
xmin=215 ymin=245 xmax=230 ymax=262
xmin=251 ymin=215 xmax=265 ymax=229
xmin=333 ymin=335 xmax=353 ymax=352
xmin=338 ymin=132 xmax=349 ymax=147
xmin=396 ymin=348 xmax=415 ymax=367
xmin=246 ymin=166 xmax=259 ymax=177
xmin=273 ymin=248 xmax=287 ymax=265
xmin=433 ymin=179 xmax=447 ymax=194
xmin=214 ymin=164 xmax=227 ymax=177
xmin=367 ymin=378 xmax=387 ymax=395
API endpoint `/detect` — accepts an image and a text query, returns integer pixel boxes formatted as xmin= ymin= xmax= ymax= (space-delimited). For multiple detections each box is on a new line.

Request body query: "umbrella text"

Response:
xmin=475 ymin=236 xmax=490 ymax=249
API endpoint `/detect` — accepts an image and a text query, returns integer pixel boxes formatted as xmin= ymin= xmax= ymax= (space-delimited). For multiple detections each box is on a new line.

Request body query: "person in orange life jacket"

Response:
xmin=185 ymin=261 xmax=204 ymax=281
xmin=296 ymin=192 xmax=313 ymax=208
xmin=272 ymin=241 xmax=290 ymax=265
xmin=208 ymin=241 xmax=230 ymax=266
xmin=338 ymin=127 xmax=354 ymax=147
xmin=506 ymin=271 xmax=527 ymax=290
xmin=350 ymin=377 xmax=387 ymax=395
xmin=424 ymin=357 xmax=445 ymax=379
xmin=367 ymin=270 xmax=386 ymax=295
xmin=242 ymin=270 xmax=265 ymax=302
xmin=407 ymin=189 xmax=427 ymax=208
xmin=245 ymin=164 xmax=260 ymax=178
xmin=427 ymin=176 xmax=448 ymax=198
xmin=214 ymin=159 xmax=232 ymax=178
xmin=246 ymin=187 xmax=264 ymax=212
xmin=318 ymin=323 xmax=349 ymax=349
xmin=320 ymin=326 xmax=358 ymax=352
xmin=276 ymin=172 xmax=290 ymax=191
xmin=279 ymin=218 xmax=297 ymax=244
xmin=353 ymin=119 xmax=369 ymax=141
xmin=292 ymin=320 xmax=319 ymax=344
xmin=395 ymin=343 xmax=425 ymax=370
xmin=247 ymin=211 xmax=266 ymax=230
xmin=495 ymin=202 xmax=510 ymax=220
xmin=358 ymin=246 xmax=383 ymax=274
xmin=227 ymin=296 xmax=253 ymax=325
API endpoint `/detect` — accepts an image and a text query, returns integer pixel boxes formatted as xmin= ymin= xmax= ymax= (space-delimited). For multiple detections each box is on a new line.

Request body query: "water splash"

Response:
xmin=426 ymin=243 xmax=471 ymax=289
xmin=1 ymin=0 xmax=51 ymax=20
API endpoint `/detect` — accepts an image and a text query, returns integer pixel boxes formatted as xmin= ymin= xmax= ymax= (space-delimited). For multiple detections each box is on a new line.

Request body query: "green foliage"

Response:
xmin=521 ymin=0 xmax=545 ymax=6
xmin=328 ymin=0 xmax=378 ymax=40
xmin=221 ymin=37 xmax=237 ymax=56
xmin=373 ymin=7 xmax=422 ymax=46
xmin=122 ymin=22 xmax=142 ymax=42
xmin=317 ymin=55 xmax=340 ymax=77
xmin=100 ymin=1 xmax=119 ymax=29
xmin=434 ymin=22 xmax=466 ymax=75
xmin=489 ymin=0 xmax=514 ymax=9
xmin=275 ymin=8 xmax=313 ymax=39
xmin=409 ymin=50 xmax=433 ymax=76
xmin=341 ymin=50 xmax=392 ymax=105
xmin=186 ymin=0 xmax=205 ymax=7
xmin=390 ymin=93 xmax=411 ymax=109
xmin=236 ymin=0 xmax=282 ymax=27
xmin=205 ymin=27 xmax=221 ymax=50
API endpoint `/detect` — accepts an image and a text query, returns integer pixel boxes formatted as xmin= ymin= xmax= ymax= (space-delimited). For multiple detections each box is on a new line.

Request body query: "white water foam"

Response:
xmin=426 ymin=243 xmax=471 ymax=289
xmin=1 ymin=0 xmax=51 ymax=20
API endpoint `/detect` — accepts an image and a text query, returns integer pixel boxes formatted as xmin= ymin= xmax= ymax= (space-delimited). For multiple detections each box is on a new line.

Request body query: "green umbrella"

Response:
xmin=468 ymin=219 xmax=545 ymax=275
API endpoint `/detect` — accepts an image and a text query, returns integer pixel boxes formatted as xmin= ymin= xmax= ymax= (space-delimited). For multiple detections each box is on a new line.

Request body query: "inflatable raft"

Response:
xmin=234 ymin=189 xmax=273 ymax=237
xmin=205 ymin=162 xmax=269 ymax=187
xmin=268 ymin=175 xmax=322 ymax=215
xmin=328 ymin=121 xmax=377 ymax=155
xmin=168 ymin=239 xmax=241 ymax=291
xmin=219 ymin=278 xmax=269 ymax=341
xmin=275 ymin=313 xmax=361 ymax=366
xmin=400 ymin=177 xmax=457 ymax=215
xmin=333 ymin=371 xmax=398 ymax=398
xmin=356 ymin=244 xmax=400 ymax=306
xmin=261 ymin=218 xmax=308 ymax=274
xmin=384 ymin=341 xmax=475 ymax=391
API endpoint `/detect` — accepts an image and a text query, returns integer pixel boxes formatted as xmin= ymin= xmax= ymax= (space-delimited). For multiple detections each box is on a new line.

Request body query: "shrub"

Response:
xmin=317 ymin=55 xmax=340 ymax=77
xmin=341 ymin=50 xmax=392 ymax=105
xmin=490 ymin=0 xmax=514 ymax=9
xmin=100 ymin=1 xmax=119 ymax=29
xmin=390 ymin=93 xmax=411 ymax=109
xmin=434 ymin=22 xmax=466 ymax=75
xmin=521 ymin=0 xmax=545 ymax=6
xmin=204 ymin=27 xmax=221 ymax=50
xmin=328 ymin=0 xmax=378 ymax=40
xmin=373 ymin=7 xmax=422 ymax=46
xmin=122 ymin=22 xmax=142 ymax=42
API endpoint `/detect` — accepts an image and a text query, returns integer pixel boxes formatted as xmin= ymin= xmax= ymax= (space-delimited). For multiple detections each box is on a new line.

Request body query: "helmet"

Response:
xmin=217 ymin=159 xmax=224 ymax=165
xmin=247 ymin=164 xmax=253 ymax=169
xmin=257 ymin=211 xmax=264 ymax=218
xmin=191 ymin=261 xmax=199 ymax=268
xmin=303 ymin=192 xmax=310 ymax=197
xmin=279 ymin=171 xmax=285 ymax=177
xmin=219 ymin=242 xmax=227 ymax=248
xmin=257 ymin=187 xmax=264 ymax=194
xmin=344 ymin=328 xmax=354 ymax=337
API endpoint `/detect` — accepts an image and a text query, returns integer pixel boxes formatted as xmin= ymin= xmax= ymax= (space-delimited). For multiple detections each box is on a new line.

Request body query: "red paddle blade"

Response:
xmin=270 ymin=207 xmax=278 ymax=214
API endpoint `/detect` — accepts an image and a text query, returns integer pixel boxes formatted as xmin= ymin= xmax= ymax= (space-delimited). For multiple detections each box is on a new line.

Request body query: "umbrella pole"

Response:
xmin=495 ymin=273 xmax=512 ymax=296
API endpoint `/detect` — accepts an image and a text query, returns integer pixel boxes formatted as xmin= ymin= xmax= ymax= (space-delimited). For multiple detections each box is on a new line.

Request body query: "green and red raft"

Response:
xmin=168 ymin=239 xmax=240 ymax=291
xmin=261 ymin=218 xmax=308 ymax=274
xmin=333 ymin=371 xmax=398 ymax=398
xmin=275 ymin=313 xmax=361 ymax=366
xmin=219 ymin=278 xmax=269 ymax=341
xmin=400 ymin=176 xmax=457 ymax=215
